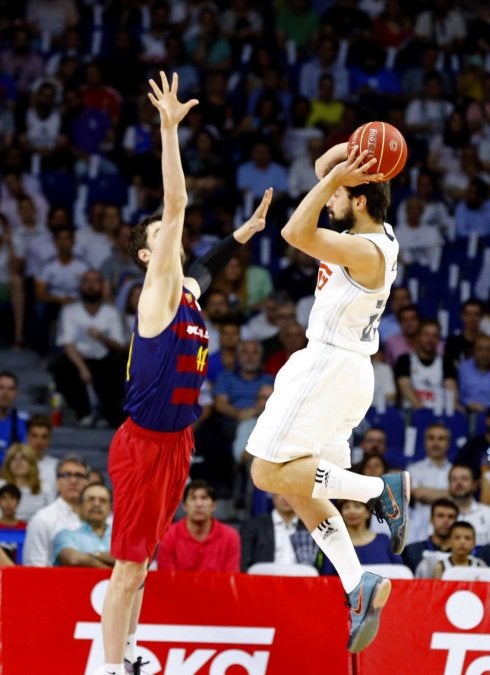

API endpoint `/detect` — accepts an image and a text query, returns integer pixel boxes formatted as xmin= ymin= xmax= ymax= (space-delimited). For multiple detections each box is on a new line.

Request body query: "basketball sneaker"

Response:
xmin=124 ymin=657 xmax=150 ymax=674
xmin=367 ymin=471 xmax=410 ymax=554
xmin=346 ymin=571 xmax=391 ymax=653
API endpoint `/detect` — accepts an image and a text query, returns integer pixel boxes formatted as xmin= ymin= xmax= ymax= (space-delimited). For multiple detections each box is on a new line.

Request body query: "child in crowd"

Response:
xmin=433 ymin=521 xmax=487 ymax=578
xmin=0 ymin=483 xmax=27 ymax=564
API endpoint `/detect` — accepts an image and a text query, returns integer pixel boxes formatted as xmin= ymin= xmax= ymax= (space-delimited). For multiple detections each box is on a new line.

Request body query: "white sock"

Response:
xmin=312 ymin=459 xmax=384 ymax=502
xmin=94 ymin=664 xmax=124 ymax=675
xmin=312 ymin=516 xmax=363 ymax=594
xmin=125 ymin=633 xmax=136 ymax=662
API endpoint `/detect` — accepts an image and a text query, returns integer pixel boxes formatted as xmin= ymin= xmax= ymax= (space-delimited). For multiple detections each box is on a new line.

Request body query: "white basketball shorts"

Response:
xmin=246 ymin=340 xmax=374 ymax=467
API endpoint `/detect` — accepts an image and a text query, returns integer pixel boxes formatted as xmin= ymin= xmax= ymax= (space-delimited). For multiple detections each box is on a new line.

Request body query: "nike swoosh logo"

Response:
xmin=352 ymin=586 xmax=363 ymax=615
xmin=385 ymin=485 xmax=400 ymax=520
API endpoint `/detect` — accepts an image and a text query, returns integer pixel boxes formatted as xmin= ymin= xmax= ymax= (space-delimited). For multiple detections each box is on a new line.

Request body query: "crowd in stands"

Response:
xmin=0 ymin=0 xmax=490 ymax=576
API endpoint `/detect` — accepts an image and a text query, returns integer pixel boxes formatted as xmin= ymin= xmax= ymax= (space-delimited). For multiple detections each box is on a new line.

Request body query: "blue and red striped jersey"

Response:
xmin=124 ymin=289 xmax=209 ymax=431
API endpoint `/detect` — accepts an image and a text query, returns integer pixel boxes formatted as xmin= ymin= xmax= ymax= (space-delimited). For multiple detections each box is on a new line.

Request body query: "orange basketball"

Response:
xmin=347 ymin=121 xmax=408 ymax=180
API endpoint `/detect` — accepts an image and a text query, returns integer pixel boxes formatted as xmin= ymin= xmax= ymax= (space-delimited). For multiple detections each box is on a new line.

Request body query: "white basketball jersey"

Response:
xmin=306 ymin=223 xmax=399 ymax=355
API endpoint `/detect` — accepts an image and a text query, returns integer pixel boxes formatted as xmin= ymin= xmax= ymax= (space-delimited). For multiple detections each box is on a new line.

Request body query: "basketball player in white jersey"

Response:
xmin=247 ymin=142 xmax=411 ymax=653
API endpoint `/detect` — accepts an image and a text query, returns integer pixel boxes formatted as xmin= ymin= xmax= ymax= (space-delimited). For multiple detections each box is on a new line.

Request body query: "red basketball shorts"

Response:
xmin=109 ymin=417 xmax=193 ymax=562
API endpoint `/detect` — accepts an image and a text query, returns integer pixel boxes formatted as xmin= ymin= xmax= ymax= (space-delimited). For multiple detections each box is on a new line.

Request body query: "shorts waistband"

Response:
xmin=124 ymin=417 xmax=191 ymax=440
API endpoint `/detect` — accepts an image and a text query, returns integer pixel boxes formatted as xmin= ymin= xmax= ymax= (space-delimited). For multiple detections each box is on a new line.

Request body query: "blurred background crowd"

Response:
xmin=0 ymin=0 xmax=490 ymax=576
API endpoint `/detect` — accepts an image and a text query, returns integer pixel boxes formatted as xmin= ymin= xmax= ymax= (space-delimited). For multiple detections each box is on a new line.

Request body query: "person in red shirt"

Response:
xmin=157 ymin=480 xmax=240 ymax=572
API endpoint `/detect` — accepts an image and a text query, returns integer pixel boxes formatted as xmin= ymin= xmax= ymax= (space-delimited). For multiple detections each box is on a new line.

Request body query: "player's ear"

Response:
xmin=354 ymin=195 xmax=367 ymax=210
xmin=138 ymin=248 xmax=150 ymax=264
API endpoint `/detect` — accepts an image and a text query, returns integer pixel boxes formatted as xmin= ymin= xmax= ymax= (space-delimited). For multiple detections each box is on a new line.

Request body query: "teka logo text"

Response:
xmin=75 ymin=581 xmax=275 ymax=674
xmin=430 ymin=590 xmax=490 ymax=675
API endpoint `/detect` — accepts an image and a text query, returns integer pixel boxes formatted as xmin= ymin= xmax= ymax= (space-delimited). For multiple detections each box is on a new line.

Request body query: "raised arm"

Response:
xmin=281 ymin=147 xmax=383 ymax=273
xmin=138 ymin=72 xmax=198 ymax=336
xmin=184 ymin=187 xmax=273 ymax=298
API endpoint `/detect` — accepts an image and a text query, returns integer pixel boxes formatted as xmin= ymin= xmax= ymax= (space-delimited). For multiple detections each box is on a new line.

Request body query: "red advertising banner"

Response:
xmin=1 ymin=570 xmax=489 ymax=675
xmin=358 ymin=579 xmax=490 ymax=675
xmin=0 ymin=568 xmax=351 ymax=675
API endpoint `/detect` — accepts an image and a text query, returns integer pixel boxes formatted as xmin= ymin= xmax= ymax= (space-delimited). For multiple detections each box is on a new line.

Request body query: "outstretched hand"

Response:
xmin=328 ymin=146 xmax=384 ymax=188
xmin=234 ymin=188 xmax=274 ymax=243
xmin=148 ymin=71 xmax=199 ymax=128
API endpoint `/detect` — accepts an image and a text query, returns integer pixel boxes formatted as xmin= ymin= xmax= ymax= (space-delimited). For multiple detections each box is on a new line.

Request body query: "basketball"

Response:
xmin=347 ymin=121 xmax=408 ymax=180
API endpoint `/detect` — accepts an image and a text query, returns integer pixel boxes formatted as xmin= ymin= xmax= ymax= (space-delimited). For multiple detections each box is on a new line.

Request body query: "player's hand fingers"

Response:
xmin=148 ymin=79 xmax=162 ymax=99
xmin=159 ymin=70 xmax=170 ymax=94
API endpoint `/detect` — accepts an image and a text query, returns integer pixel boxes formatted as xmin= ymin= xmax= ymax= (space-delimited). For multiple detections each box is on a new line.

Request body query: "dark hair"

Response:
xmin=449 ymin=520 xmax=475 ymax=537
xmin=345 ymin=182 xmax=391 ymax=223
xmin=27 ymin=414 xmax=52 ymax=433
xmin=0 ymin=371 xmax=18 ymax=386
xmin=431 ymin=498 xmax=459 ymax=518
xmin=449 ymin=463 xmax=479 ymax=482
xmin=128 ymin=214 xmax=161 ymax=271
xmin=79 ymin=483 xmax=112 ymax=504
xmin=183 ymin=479 xmax=216 ymax=502
xmin=0 ymin=483 xmax=21 ymax=501
xmin=357 ymin=452 xmax=389 ymax=475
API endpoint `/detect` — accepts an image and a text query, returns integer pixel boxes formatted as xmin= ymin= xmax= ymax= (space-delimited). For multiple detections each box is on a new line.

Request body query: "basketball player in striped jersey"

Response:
xmin=247 ymin=142 xmax=411 ymax=653
xmin=93 ymin=73 xmax=272 ymax=675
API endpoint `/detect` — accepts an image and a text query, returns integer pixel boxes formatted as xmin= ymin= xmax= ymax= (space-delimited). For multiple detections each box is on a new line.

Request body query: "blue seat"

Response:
xmin=0 ymin=528 xmax=26 ymax=564
xmin=441 ymin=410 xmax=469 ymax=461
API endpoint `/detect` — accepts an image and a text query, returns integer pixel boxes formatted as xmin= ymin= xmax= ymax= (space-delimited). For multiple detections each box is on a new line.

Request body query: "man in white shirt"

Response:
xmin=49 ymin=269 xmax=126 ymax=427
xmin=23 ymin=455 xmax=89 ymax=566
xmin=449 ymin=463 xmax=490 ymax=546
xmin=408 ymin=423 xmax=452 ymax=540
xmin=26 ymin=414 xmax=58 ymax=502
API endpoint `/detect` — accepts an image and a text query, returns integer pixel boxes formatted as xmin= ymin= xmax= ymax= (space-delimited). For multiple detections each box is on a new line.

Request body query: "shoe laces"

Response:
xmin=368 ymin=497 xmax=385 ymax=524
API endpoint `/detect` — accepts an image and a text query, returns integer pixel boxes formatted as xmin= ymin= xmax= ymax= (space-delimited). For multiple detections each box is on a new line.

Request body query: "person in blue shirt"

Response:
xmin=0 ymin=371 xmax=28 ymax=465
xmin=52 ymin=483 xmax=113 ymax=567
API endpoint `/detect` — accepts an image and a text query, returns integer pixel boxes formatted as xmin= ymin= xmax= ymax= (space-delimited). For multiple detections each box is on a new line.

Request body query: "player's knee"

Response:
xmin=251 ymin=457 xmax=276 ymax=492
xmin=113 ymin=560 xmax=148 ymax=595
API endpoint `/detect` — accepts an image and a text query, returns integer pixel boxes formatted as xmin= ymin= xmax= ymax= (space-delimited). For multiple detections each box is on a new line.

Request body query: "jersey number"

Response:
xmin=196 ymin=346 xmax=208 ymax=372
xmin=360 ymin=300 xmax=385 ymax=342
xmin=317 ymin=262 xmax=333 ymax=290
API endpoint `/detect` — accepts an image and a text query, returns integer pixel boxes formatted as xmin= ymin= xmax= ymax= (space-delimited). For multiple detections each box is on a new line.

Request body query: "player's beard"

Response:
xmin=328 ymin=203 xmax=355 ymax=233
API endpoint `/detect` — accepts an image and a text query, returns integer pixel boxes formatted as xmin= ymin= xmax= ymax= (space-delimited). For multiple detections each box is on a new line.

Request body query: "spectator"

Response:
xmin=454 ymin=409 xmax=490 ymax=494
xmin=0 ymin=27 xmax=45 ymax=97
xmin=275 ymin=0 xmax=321 ymax=58
xmin=318 ymin=500 xmax=402 ymax=575
xmin=427 ymin=110 xmax=472 ymax=181
xmin=448 ymin=463 xmax=490 ymax=546
xmin=354 ymin=453 xmax=389 ymax=477
xmin=23 ymin=454 xmax=89 ymax=566
xmin=404 ymin=71 xmax=454 ymax=144
xmin=75 ymin=202 xmax=113 ymax=267
xmin=100 ymin=223 xmax=143 ymax=301
xmin=407 ymin=423 xmax=452 ymax=541
xmin=378 ymin=285 xmax=411 ymax=344
xmin=264 ymin=321 xmax=307 ymax=376
xmin=371 ymin=347 xmax=396 ymax=410
xmin=395 ymin=196 xmax=443 ymax=269
xmin=162 ymin=34 xmax=200 ymax=99
xmin=156 ymin=480 xmax=240 ymax=572
xmin=214 ymin=339 xmax=274 ymax=436
xmin=432 ymin=521 xmax=486 ymax=579
xmin=394 ymin=319 xmax=457 ymax=411
xmin=401 ymin=42 xmax=452 ymax=99
xmin=444 ymin=298 xmax=485 ymax=370
xmin=453 ymin=178 xmax=490 ymax=239
xmin=52 ymin=484 xmax=113 ymax=567
xmin=372 ymin=0 xmax=412 ymax=49
xmin=221 ymin=0 xmax=264 ymax=59
xmin=78 ymin=60 xmax=122 ymax=127
xmin=0 ymin=371 xmax=28 ymax=464
xmin=185 ymin=5 xmax=232 ymax=74
xmin=242 ymin=291 xmax=295 ymax=342
xmin=26 ymin=414 xmax=58 ymax=501
xmin=236 ymin=140 xmax=289 ymax=203
xmin=402 ymin=497 xmax=459 ymax=577
xmin=206 ymin=317 xmax=241 ymax=387
xmin=307 ymin=74 xmax=345 ymax=133
xmin=25 ymin=0 xmax=79 ymax=43
xmin=395 ymin=170 xmax=453 ymax=241
xmin=201 ymin=290 xmax=231 ymax=354
xmin=413 ymin=0 xmax=466 ymax=56
xmin=282 ymin=96 xmax=324 ymax=165
xmin=351 ymin=427 xmax=388 ymax=467
xmin=384 ymin=303 xmax=420 ymax=368
xmin=0 ymin=444 xmax=51 ymax=521
xmin=458 ymin=333 xmax=490 ymax=413
xmin=0 ymin=483 xmax=26 ymax=564
xmin=209 ymin=252 xmax=272 ymax=316
xmin=34 ymin=225 xmax=89 ymax=355
xmin=240 ymin=493 xmax=317 ymax=571
xmin=287 ymin=136 xmax=326 ymax=202
xmin=49 ymin=269 xmax=126 ymax=428
xmin=298 ymin=35 xmax=350 ymax=103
